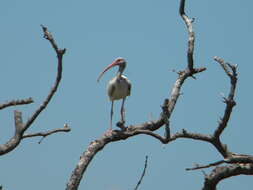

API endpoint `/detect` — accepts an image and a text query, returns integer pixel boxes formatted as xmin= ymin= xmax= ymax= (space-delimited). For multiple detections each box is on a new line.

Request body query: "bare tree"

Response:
xmin=0 ymin=25 xmax=70 ymax=156
xmin=1 ymin=0 xmax=252 ymax=190
xmin=65 ymin=0 xmax=253 ymax=190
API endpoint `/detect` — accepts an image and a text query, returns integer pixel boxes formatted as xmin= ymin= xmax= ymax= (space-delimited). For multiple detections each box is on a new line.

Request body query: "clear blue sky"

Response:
xmin=0 ymin=0 xmax=253 ymax=189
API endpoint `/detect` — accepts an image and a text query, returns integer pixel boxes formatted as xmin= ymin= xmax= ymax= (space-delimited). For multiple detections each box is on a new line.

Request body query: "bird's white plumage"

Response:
xmin=107 ymin=75 xmax=131 ymax=101
xmin=97 ymin=57 xmax=130 ymax=130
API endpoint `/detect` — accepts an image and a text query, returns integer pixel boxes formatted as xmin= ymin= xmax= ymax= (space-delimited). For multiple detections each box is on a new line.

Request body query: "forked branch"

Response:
xmin=0 ymin=25 xmax=69 ymax=155
xmin=213 ymin=56 xmax=237 ymax=138
xmin=24 ymin=25 xmax=66 ymax=130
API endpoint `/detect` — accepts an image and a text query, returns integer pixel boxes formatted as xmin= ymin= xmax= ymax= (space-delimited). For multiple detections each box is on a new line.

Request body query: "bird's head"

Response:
xmin=97 ymin=57 xmax=127 ymax=82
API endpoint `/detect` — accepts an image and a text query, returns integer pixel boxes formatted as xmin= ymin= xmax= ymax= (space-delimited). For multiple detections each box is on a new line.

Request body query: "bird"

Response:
xmin=97 ymin=57 xmax=131 ymax=131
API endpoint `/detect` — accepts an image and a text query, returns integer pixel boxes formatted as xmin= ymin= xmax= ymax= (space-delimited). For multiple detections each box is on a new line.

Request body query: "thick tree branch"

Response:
xmin=0 ymin=26 xmax=68 ymax=155
xmin=227 ymin=154 xmax=253 ymax=164
xmin=202 ymin=164 xmax=253 ymax=190
xmin=14 ymin=110 xmax=24 ymax=132
xmin=180 ymin=0 xmax=195 ymax=71
xmin=0 ymin=98 xmax=33 ymax=110
xmin=210 ymin=138 xmax=230 ymax=158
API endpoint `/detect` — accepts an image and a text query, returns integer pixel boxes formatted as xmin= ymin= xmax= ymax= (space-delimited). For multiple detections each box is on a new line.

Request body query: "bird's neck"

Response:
xmin=116 ymin=72 xmax=123 ymax=78
xmin=117 ymin=65 xmax=125 ymax=77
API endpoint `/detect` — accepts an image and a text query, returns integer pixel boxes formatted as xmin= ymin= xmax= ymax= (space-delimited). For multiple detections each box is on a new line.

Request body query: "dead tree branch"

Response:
xmin=0 ymin=25 xmax=69 ymax=155
xmin=24 ymin=25 xmax=66 ymax=130
xmin=184 ymin=57 xmax=239 ymax=190
xmin=186 ymin=160 xmax=226 ymax=171
xmin=209 ymin=56 xmax=238 ymax=158
xmin=202 ymin=164 xmax=253 ymax=190
xmin=134 ymin=155 xmax=148 ymax=190
xmin=184 ymin=57 xmax=249 ymax=190
xmin=180 ymin=0 xmax=195 ymax=72
xmin=65 ymin=1 xmax=206 ymax=189
xmin=0 ymin=98 xmax=33 ymax=110
xmin=213 ymin=56 xmax=237 ymax=138
xmin=65 ymin=71 xmax=206 ymax=190
xmin=22 ymin=124 xmax=71 ymax=143
xmin=187 ymin=154 xmax=253 ymax=171
xmin=66 ymin=1 xmax=247 ymax=190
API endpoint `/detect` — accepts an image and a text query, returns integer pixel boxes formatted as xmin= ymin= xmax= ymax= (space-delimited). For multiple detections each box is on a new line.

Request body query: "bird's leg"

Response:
xmin=120 ymin=98 xmax=126 ymax=124
xmin=104 ymin=101 xmax=114 ymax=136
xmin=116 ymin=98 xmax=126 ymax=131
xmin=110 ymin=100 xmax=114 ymax=130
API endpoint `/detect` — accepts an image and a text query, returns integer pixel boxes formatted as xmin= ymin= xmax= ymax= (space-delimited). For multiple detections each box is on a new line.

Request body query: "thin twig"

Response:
xmin=22 ymin=124 xmax=71 ymax=143
xmin=134 ymin=156 xmax=148 ymax=190
xmin=187 ymin=154 xmax=253 ymax=171
xmin=186 ymin=160 xmax=225 ymax=171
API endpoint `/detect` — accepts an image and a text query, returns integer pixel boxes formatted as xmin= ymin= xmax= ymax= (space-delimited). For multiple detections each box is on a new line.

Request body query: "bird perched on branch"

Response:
xmin=97 ymin=57 xmax=131 ymax=130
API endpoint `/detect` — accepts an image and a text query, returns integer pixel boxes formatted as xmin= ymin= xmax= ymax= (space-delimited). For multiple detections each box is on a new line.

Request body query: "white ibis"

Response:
xmin=97 ymin=57 xmax=131 ymax=130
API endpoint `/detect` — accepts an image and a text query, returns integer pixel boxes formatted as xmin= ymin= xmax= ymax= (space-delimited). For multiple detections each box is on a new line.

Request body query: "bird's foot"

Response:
xmin=116 ymin=121 xmax=126 ymax=131
xmin=104 ymin=128 xmax=114 ymax=136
